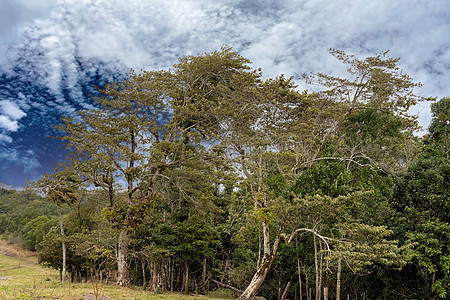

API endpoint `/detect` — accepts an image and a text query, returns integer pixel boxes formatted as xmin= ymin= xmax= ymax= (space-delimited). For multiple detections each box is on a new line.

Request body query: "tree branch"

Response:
xmin=211 ymin=279 xmax=243 ymax=293
xmin=284 ymin=228 xmax=334 ymax=255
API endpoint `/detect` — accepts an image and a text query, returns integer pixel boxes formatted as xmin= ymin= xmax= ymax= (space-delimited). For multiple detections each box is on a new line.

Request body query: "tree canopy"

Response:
xmin=19 ymin=47 xmax=448 ymax=299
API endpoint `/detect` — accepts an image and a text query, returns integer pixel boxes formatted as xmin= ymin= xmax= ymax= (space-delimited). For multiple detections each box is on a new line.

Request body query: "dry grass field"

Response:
xmin=0 ymin=240 xmax=232 ymax=300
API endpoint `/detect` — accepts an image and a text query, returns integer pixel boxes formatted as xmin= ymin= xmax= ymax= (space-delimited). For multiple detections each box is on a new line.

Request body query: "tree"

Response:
xmin=22 ymin=215 xmax=57 ymax=251
xmin=393 ymin=97 xmax=450 ymax=298
xmin=37 ymin=189 xmax=118 ymax=284
xmin=427 ymin=97 xmax=450 ymax=158
xmin=208 ymin=49 xmax=426 ymax=299
xmin=41 ymin=47 xmax=427 ymax=297
xmin=55 ymin=69 xmax=176 ymax=285
xmin=53 ymin=47 xmax=251 ymax=286
xmin=30 ymin=166 xmax=81 ymax=282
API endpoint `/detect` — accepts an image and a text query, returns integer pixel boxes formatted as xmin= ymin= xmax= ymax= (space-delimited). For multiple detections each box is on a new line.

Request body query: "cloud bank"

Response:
xmin=0 ymin=0 xmax=449 ymax=186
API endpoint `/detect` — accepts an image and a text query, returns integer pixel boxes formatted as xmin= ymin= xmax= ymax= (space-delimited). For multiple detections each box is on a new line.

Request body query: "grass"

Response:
xmin=0 ymin=240 xmax=232 ymax=299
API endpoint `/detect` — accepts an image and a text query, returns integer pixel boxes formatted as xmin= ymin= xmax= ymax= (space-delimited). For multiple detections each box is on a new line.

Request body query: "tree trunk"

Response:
xmin=170 ymin=257 xmax=174 ymax=291
xmin=305 ymin=267 xmax=310 ymax=300
xmin=318 ymin=243 xmax=323 ymax=300
xmin=202 ymin=258 xmax=208 ymax=293
xmin=336 ymin=256 xmax=342 ymax=300
xmin=141 ymin=257 xmax=146 ymax=289
xmin=240 ymin=220 xmax=281 ymax=300
xmin=184 ymin=263 xmax=189 ymax=294
xmin=257 ymin=229 xmax=262 ymax=268
xmin=314 ymin=236 xmax=319 ymax=300
xmin=151 ymin=262 xmax=158 ymax=291
xmin=278 ymin=275 xmax=282 ymax=300
xmin=281 ymin=281 xmax=292 ymax=300
xmin=431 ymin=272 xmax=436 ymax=300
xmin=239 ymin=255 xmax=275 ymax=300
xmin=297 ymin=259 xmax=303 ymax=300
xmin=117 ymin=229 xmax=129 ymax=286
xmin=58 ymin=206 xmax=67 ymax=283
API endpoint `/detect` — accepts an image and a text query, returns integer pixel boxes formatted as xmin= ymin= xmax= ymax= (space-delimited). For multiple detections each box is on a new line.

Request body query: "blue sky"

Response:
xmin=0 ymin=0 xmax=449 ymax=187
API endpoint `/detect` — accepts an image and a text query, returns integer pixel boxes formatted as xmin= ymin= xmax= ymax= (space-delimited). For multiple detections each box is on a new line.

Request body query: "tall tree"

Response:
xmin=427 ymin=97 xmax=450 ymax=158
xmin=393 ymin=97 xmax=450 ymax=298
xmin=55 ymin=69 xmax=184 ymax=285
xmin=208 ymin=49 xmax=427 ymax=299
xmin=41 ymin=47 xmax=428 ymax=296
xmin=30 ymin=166 xmax=81 ymax=282
xmin=52 ymin=47 xmax=251 ymax=286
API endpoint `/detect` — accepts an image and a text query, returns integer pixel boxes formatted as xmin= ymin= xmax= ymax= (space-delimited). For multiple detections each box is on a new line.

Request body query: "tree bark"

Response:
xmin=336 ymin=256 xmax=342 ymax=300
xmin=151 ymin=261 xmax=158 ymax=291
xmin=278 ymin=276 xmax=282 ymax=300
xmin=184 ymin=263 xmax=189 ymax=294
xmin=314 ymin=236 xmax=319 ymax=300
xmin=298 ymin=259 xmax=303 ymax=300
xmin=306 ymin=268 xmax=310 ymax=300
xmin=431 ymin=272 xmax=436 ymax=300
xmin=141 ymin=257 xmax=146 ymax=289
xmin=202 ymin=258 xmax=208 ymax=293
xmin=318 ymin=243 xmax=323 ymax=300
xmin=58 ymin=206 xmax=67 ymax=283
xmin=170 ymin=257 xmax=174 ymax=292
xmin=240 ymin=220 xmax=281 ymax=300
xmin=117 ymin=229 xmax=129 ymax=286
xmin=281 ymin=281 xmax=292 ymax=300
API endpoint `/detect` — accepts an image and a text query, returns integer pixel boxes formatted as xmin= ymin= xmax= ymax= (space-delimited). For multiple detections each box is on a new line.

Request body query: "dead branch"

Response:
xmin=211 ymin=279 xmax=243 ymax=293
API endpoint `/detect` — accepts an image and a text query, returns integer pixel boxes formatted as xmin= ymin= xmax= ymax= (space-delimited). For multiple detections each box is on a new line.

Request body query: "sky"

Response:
xmin=0 ymin=0 xmax=449 ymax=188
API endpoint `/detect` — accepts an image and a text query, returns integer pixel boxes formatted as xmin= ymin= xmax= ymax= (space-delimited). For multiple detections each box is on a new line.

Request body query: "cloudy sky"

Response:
xmin=0 ymin=0 xmax=449 ymax=187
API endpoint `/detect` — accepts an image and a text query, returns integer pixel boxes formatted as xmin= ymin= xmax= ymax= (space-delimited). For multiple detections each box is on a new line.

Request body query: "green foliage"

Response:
xmin=102 ymin=193 xmax=161 ymax=232
xmin=333 ymin=222 xmax=410 ymax=271
xmin=18 ymin=48 xmax=445 ymax=298
xmin=427 ymin=97 xmax=450 ymax=158
xmin=38 ymin=191 xmax=117 ymax=279
xmin=0 ymin=189 xmax=63 ymax=239
xmin=135 ymin=209 xmax=223 ymax=262
xmin=30 ymin=166 xmax=82 ymax=206
xmin=22 ymin=215 xmax=58 ymax=251
xmin=38 ymin=228 xmax=65 ymax=271
xmin=173 ymin=45 xmax=255 ymax=137
xmin=390 ymin=97 xmax=450 ymax=298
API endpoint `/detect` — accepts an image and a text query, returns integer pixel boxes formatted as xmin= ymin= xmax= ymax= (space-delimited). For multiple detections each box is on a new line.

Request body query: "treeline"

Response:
xmin=8 ymin=47 xmax=448 ymax=299
xmin=0 ymin=188 xmax=68 ymax=251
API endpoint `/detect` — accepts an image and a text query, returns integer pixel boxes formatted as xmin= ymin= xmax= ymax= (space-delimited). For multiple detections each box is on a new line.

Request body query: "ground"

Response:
xmin=0 ymin=240 xmax=232 ymax=299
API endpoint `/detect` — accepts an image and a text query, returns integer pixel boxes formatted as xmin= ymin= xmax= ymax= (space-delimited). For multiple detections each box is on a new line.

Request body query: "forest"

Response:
xmin=0 ymin=47 xmax=449 ymax=299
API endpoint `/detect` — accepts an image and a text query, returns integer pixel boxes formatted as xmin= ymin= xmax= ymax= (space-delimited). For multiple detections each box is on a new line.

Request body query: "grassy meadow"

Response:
xmin=0 ymin=240 xmax=232 ymax=300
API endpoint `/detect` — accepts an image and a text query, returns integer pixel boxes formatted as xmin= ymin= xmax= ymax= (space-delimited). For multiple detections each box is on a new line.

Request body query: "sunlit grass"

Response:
xmin=0 ymin=249 xmax=231 ymax=299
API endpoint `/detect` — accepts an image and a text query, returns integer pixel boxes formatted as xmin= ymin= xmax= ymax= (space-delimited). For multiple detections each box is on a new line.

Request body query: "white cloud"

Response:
xmin=0 ymin=100 xmax=27 ymax=132
xmin=0 ymin=148 xmax=41 ymax=174
xmin=0 ymin=0 xmax=448 ymax=186
xmin=0 ymin=0 xmax=57 ymax=66
xmin=0 ymin=115 xmax=19 ymax=131
xmin=0 ymin=100 xmax=27 ymax=120
xmin=0 ymin=133 xmax=13 ymax=144
xmin=1 ymin=0 xmax=449 ymax=131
